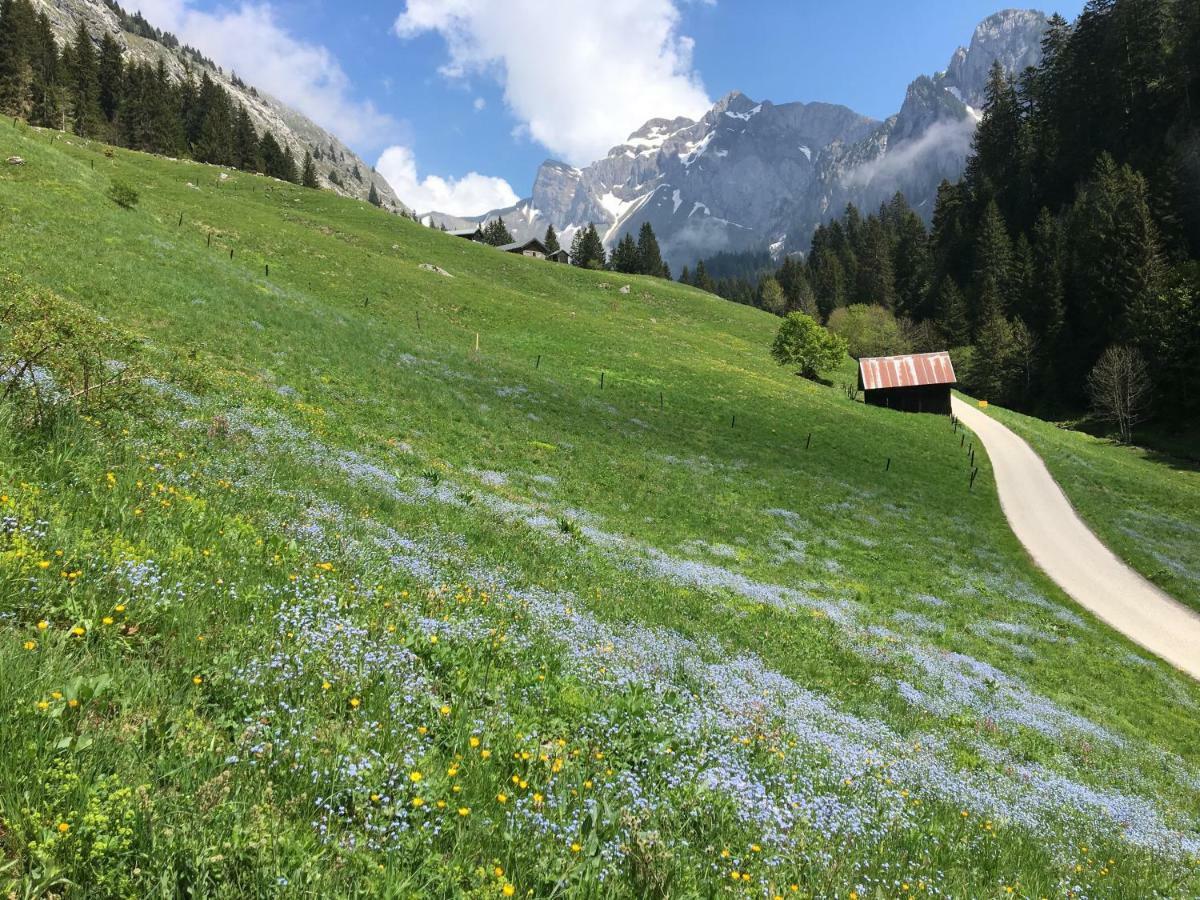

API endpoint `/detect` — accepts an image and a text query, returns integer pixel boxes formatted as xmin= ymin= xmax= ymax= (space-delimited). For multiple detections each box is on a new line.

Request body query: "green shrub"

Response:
xmin=770 ymin=312 xmax=847 ymax=380
xmin=107 ymin=178 xmax=139 ymax=210
xmin=0 ymin=274 xmax=142 ymax=426
xmin=826 ymin=304 xmax=911 ymax=359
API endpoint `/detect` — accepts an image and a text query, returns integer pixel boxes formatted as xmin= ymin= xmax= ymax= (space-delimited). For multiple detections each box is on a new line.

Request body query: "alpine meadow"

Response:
xmin=2 ymin=0 xmax=1200 ymax=898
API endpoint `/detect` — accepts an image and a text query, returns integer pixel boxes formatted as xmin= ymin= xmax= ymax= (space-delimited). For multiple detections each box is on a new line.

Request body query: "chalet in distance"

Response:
xmin=449 ymin=228 xmax=569 ymax=264
xmin=858 ymin=351 xmax=957 ymax=415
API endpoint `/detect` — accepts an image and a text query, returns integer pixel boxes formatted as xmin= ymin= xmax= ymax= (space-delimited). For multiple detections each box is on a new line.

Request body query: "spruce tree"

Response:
xmin=97 ymin=30 xmax=122 ymax=126
xmin=232 ymin=104 xmax=259 ymax=170
xmin=635 ymin=222 xmax=666 ymax=277
xmin=368 ymin=182 xmax=381 ymax=206
xmin=972 ymin=200 xmax=1014 ymax=326
xmin=934 ymin=278 xmax=970 ymax=347
xmin=678 ymin=265 xmax=691 ymax=285
xmin=482 ymin=217 xmax=513 ymax=246
xmin=66 ymin=20 xmax=102 ymax=137
xmin=610 ymin=233 xmax=639 ymax=273
xmin=29 ymin=12 xmax=61 ymax=128
xmin=694 ymin=260 xmax=715 ymax=293
xmin=544 ymin=224 xmax=559 ymax=255
xmin=302 ymin=150 xmax=318 ymax=189
xmin=0 ymin=0 xmax=36 ymax=118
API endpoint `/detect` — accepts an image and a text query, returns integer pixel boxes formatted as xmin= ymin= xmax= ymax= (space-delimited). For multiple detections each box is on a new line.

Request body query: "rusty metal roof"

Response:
xmin=859 ymin=352 xmax=957 ymax=391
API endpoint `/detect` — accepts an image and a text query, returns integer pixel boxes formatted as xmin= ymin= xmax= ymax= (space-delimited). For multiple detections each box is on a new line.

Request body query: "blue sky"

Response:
xmin=137 ymin=0 xmax=1085 ymax=214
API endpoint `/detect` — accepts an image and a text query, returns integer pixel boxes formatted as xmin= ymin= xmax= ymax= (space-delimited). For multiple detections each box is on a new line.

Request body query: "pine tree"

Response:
xmin=678 ymin=265 xmax=691 ymax=285
xmin=694 ymin=259 xmax=715 ymax=293
xmin=482 ymin=217 xmax=513 ymax=246
xmin=855 ymin=215 xmax=897 ymax=308
xmin=1066 ymin=154 xmax=1164 ymax=372
xmin=610 ymin=233 xmax=639 ymax=273
xmin=29 ymin=11 xmax=61 ymax=128
xmin=635 ymin=222 xmax=666 ymax=277
xmin=232 ymin=104 xmax=258 ymax=171
xmin=544 ymin=224 xmax=559 ymax=255
xmin=0 ymin=0 xmax=36 ymax=118
xmin=66 ymin=20 xmax=102 ymax=137
xmin=97 ymin=30 xmax=122 ymax=127
xmin=934 ymin=278 xmax=970 ymax=347
xmin=569 ymin=224 xmax=605 ymax=268
xmin=302 ymin=150 xmax=318 ymax=189
xmin=972 ymin=200 xmax=1014 ymax=327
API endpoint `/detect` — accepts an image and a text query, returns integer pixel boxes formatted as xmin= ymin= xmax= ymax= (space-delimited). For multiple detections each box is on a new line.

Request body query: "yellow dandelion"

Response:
xmin=481 ymin=749 xmax=492 ymax=760
xmin=570 ymin=842 xmax=581 ymax=853
xmin=36 ymin=700 xmax=49 ymax=710
xmin=349 ymin=697 xmax=361 ymax=709
xmin=114 ymin=604 xmax=126 ymax=613
xmin=502 ymin=885 xmax=515 ymax=897
xmin=57 ymin=822 xmax=70 ymax=834
xmin=409 ymin=771 xmax=423 ymax=783
xmin=322 ymin=681 xmax=332 ymax=691
xmin=411 ymin=797 xmax=425 ymax=808
xmin=67 ymin=699 xmax=78 ymax=708
xmin=23 ymin=640 xmax=36 ymax=651
xmin=497 ymin=793 xmax=508 ymax=804
xmin=37 ymin=561 xmax=51 ymax=570
xmin=439 ymin=704 xmax=451 ymax=716
xmin=70 ymin=626 xmax=85 ymax=637
xmin=457 ymin=807 xmax=470 ymax=817
xmin=103 ymin=617 xmax=114 ymax=626
xmin=429 ymin=634 xmax=439 ymax=644
xmin=192 ymin=675 xmax=203 ymax=685
xmin=37 ymin=620 xmax=48 ymax=630
xmin=470 ymin=736 xmax=481 ymax=748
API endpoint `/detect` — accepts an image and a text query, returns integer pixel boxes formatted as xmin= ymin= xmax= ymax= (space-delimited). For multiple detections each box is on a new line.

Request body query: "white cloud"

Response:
xmin=395 ymin=0 xmax=712 ymax=165
xmin=376 ymin=146 xmax=520 ymax=216
xmin=131 ymin=0 xmax=400 ymax=151
xmin=473 ymin=97 xmax=487 ymax=112
xmin=843 ymin=117 xmax=975 ymax=189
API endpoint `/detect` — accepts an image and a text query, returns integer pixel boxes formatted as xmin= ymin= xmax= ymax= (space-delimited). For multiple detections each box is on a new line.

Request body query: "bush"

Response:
xmin=108 ymin=178 xmax=139 ymax=209
xmin=770 ymin=312 xmax=847 ymax=381
xmin=826 ymin=304 xmax=911 ymax=359
xmin=0 ymin=274 xmax=142 ymax=427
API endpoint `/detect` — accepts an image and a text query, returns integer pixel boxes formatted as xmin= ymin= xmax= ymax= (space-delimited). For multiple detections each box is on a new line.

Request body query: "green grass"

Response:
xmin=986 ymin=404 xmax=1200 ymax=614
xmin=2 ymin=121 xmax=1199 ymax=897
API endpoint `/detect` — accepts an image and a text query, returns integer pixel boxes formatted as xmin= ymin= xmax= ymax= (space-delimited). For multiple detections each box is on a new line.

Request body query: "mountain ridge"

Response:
xmin=421 ymin=9 xmax=1049 ymax=269
xmin=33 ymin=0 xmax=407 ymax=212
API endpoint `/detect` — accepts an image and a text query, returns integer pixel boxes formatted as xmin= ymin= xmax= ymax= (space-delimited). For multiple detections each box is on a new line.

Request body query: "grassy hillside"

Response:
xmin=986 ymin=405 xmax=1200 ymax=614
xmin=2 ymin=121 xmax=1199 ymax=897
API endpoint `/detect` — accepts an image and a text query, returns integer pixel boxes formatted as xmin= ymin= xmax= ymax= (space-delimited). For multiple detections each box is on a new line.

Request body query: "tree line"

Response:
xmin=467 ymin=216 xmax=673 ymax=278
xmin=688 ymin=0 xmax=1200 ymax=429
xmin=0 ymin=0 xmax=316 ymax=186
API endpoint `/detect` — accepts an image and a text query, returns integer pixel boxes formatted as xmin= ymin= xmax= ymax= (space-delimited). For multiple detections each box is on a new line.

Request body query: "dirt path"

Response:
xmin=952 ymin=397 xmax=1200 ymax=680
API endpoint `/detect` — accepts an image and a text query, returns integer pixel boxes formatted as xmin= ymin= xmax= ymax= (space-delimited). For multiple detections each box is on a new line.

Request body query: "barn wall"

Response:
xmin=863 ymin=385 xmax=952 ymax=415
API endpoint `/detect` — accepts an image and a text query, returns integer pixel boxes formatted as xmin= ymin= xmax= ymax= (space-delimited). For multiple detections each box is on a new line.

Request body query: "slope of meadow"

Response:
xmin=2 ymin=122 xmax=1199 ymax=897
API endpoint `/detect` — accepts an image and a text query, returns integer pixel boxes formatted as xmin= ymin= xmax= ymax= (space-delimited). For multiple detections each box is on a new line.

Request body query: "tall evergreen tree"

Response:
xmin=97 ymin=30 xmax=123 ymax=127
xmin=635 ymin=222 xmax=667 ymax=278
xmin=972 ymin=200 xmax=1015 ymax=326
xmin=610 ymin=232 xmax=639 ymax=273
xmin=66 ymin=20 xmax=102 ymax=137
xmin=302 ymin=150 xmax=318 ymax=189
xmin=0 ymin=0 xmax=36 ymax=118
xmin=544 ymin=224 xmax=560 ymax=255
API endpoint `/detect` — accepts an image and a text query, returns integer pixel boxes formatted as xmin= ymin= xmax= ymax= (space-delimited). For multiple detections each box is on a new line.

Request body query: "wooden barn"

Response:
xmin=858 ymin=351 xmax=957 ymax=415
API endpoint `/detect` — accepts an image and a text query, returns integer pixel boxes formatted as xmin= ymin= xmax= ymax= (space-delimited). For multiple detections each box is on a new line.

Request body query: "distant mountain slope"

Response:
xmin=33 ymin=0 xmax=407 ymax=212
xmin=424 ymin=9 xmax=1049 ymax=268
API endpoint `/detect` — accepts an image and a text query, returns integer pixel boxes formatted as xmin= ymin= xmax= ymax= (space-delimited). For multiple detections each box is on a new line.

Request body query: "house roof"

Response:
xmin=498 ymin=239 xmax=548 ymax=254
xmin=859 ymin=352 xmax=957 ymax=391
xmin=448 ymin=228 xmax=481 ymax=238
